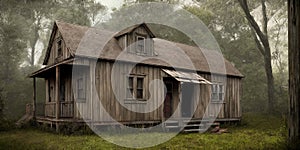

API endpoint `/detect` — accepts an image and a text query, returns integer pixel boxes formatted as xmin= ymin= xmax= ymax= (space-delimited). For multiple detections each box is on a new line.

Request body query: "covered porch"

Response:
xmin=29 ymin=59 xmax=77 ymax=120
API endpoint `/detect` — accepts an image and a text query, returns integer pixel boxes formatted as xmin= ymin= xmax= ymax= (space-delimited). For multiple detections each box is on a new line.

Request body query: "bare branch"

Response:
xmin=261 ymin=0 xmax=268 ymax=36
xmin=250 ymin=27 xmax=265 ymax=56
xmin=238 ymin=0 xmax=270 ymax=53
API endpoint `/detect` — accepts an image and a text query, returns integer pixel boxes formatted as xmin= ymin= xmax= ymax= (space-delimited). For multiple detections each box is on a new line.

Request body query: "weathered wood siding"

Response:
xmin=93 ymin=61 xmax=167 ymax=122
xmin=72 ymin=59 xmax=91 ymax=120
xmin=193 ymin=74 xmax=241 ymax=119
xmin=89 ymin=60 xmax=241 ymax=123
xmin=118 ymin=26 xmax=154 ymax=56
xmin=44 ymin=66 xmax=74 ymax=118
xmin=46 ymin=29 xmax=72 ymax=66
xmin=45 ymin=58 xmax=241 ymax=122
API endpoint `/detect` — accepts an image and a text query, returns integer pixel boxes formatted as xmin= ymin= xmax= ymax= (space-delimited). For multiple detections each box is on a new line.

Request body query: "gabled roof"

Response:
xmin=42 ymin=21 xmax=243 ymax=77
xmin=114 ymin=23 xmax=155 ymax=38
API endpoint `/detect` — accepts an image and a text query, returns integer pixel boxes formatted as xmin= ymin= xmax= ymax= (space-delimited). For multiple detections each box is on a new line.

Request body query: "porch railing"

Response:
xmin=45 ymin=102 xmax=56 ymax=117
xmin=60 ymin=101 xmax=74 ymax=118
xmin=45 ymin=101 xmax=74 ymax=118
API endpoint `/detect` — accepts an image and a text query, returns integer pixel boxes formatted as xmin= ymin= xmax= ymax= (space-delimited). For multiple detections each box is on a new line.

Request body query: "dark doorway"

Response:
xmin=163 ymin=81 xmax=173 ymax=118
xmin=181 ymin=83 xmax=194 ymax=117
xmin=60 ymin=75 xmax=65 ymax=101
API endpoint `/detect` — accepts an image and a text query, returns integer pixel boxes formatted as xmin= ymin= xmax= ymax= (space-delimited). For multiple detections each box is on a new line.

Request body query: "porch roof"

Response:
xmin=29 ymin=58 xmax=74 ymax=78
xmin=162 ymin=69 xmax=212 ymax=84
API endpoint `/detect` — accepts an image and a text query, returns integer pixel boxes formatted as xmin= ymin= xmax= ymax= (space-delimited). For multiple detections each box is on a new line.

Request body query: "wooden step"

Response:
xmin=164 ymin=125 xmax=180 ymax=128
xmin=206 ymin=122 xmax=220 ymax=126
xmin=184 ymin=128 xmax=206 ymax=133
xmin=184 ymin=124 xmax=204 ymax=127
xmin=183 ymin=119 xmax=202 ymax=123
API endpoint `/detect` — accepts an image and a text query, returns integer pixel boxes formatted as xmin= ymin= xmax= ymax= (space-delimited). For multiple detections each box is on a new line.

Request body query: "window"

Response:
xmin=126 ymin=76 xmax=144 ymax=100
xmin=136 ymin=36 xmax=145 ymax=53
xmin=211 ymin=83 xmax=224 ymax=101
xmin=77 ymin=77 xmax=85 ymax=101
xmin=57 ymin=39 xmax=62 ymax=57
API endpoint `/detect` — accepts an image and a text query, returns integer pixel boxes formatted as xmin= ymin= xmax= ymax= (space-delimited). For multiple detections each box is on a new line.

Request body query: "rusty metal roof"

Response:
xmin=162 ymin=69 xmax=212 ymax=84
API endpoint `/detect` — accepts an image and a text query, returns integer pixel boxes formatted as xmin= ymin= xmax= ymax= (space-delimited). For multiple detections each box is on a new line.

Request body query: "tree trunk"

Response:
xmin=238 ymin=0 xmax=275 ymax=113
xmin=288 ymin=0 xmax=300 ymax=147
xmin=264 ymin=49 xmax=275 ymax=113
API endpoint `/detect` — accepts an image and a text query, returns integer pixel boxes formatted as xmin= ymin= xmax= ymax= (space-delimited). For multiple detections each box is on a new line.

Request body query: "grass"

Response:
xmin=0 ymin=113 xmax=288 ymax=149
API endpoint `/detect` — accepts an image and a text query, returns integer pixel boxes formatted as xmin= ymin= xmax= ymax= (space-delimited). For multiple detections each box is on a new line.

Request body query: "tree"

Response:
xmin=0 ymin=0 xmax=28 ymax=121
xmin=186 ymin=1 xmax=269 ymax=113
xmin=19 ymin=0 xmax=106 ymax=67
xmin=288 ymin=0 xmax=300 ymax=147
xmin=238 ymin=0 xmax=275 ymax=113
xmin=0 ymin=0 xmax=106 ymax=121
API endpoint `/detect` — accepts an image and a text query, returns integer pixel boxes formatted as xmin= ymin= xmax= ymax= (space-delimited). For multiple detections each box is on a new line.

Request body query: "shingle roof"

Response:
xmin=46 ymin=21 xmax=243 ymax=77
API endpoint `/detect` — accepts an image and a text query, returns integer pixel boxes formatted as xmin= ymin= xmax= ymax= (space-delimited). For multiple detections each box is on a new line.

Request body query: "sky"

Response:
xmin=97 ymin=0 xmax=124 ymax=10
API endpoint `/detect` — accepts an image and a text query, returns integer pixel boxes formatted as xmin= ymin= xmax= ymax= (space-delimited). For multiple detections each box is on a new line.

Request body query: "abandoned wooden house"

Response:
xmin=30 ymin=21 xmax=243 ymax=131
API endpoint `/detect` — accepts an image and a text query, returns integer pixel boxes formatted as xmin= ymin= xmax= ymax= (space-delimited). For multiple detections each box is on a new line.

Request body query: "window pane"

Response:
xmin=137 ymin=89 xmax=143 ymax=99
xmin=137 ymin=37 xmax=145 ymax=53
xmin=212 ymin=93 xmax=218 ymax=100
xmin=212 ymin=84 xmax=217 ymax=93
xmin=137 ymin=77 xmax=143 ymax=89
xmin=219 ymin=85 xmax=223 ymax=93
xmin=219 ymin=93 xmax=223 ymax=101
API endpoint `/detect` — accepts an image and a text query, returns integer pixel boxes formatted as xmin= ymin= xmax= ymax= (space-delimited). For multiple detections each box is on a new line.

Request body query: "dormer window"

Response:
xmin=115 ymin=23 xmax=155 ymax=56
xmin=57 ymin=39 xmax=62 ymax=57
xmin=136 ymin=36 xmax=145 ymax=54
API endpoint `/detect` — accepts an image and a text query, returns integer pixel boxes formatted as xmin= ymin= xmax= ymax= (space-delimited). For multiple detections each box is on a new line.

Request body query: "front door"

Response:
xmin=181 ymin=83 xmax=194 ymax=117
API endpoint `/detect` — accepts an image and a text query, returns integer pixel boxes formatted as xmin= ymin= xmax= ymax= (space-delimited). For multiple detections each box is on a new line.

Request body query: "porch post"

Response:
xmin=33 ymin=77 xmax=36 ymax=119
xmin=55 ymin=66 xmax=60 ymax=131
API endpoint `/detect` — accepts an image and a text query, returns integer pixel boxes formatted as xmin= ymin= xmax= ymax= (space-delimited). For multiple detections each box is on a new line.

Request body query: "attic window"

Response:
xmin=136 ymin=36 xmax=145 ymax=54
xmin=57 ymin=39 xmax=62 ymax=57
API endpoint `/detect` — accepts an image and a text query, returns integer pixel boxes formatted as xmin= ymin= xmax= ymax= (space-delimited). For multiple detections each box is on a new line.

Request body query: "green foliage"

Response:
xmin=184 ymin=0 xmax=288 ymax=114
xmin=0 ymin=0 xmax=105 ymax=121
xmin=0 ymin=113 xmax=288 ymax=149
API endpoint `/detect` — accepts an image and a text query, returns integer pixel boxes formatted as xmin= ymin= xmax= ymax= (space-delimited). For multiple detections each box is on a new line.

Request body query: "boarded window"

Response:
xmin=77 ymin=77 xmax=85 ymax=101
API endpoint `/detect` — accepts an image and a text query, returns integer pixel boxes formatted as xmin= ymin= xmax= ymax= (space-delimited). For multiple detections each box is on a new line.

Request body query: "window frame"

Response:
xmin=211 ymin=83 xmax=224 ymax=102
xmin=136 ymin=35 xmax=146 ymax=54
xmin=126 ymin=75 xmax=145 ymax=101
xmin=77 ymin=76 xmax=86 ymax=102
